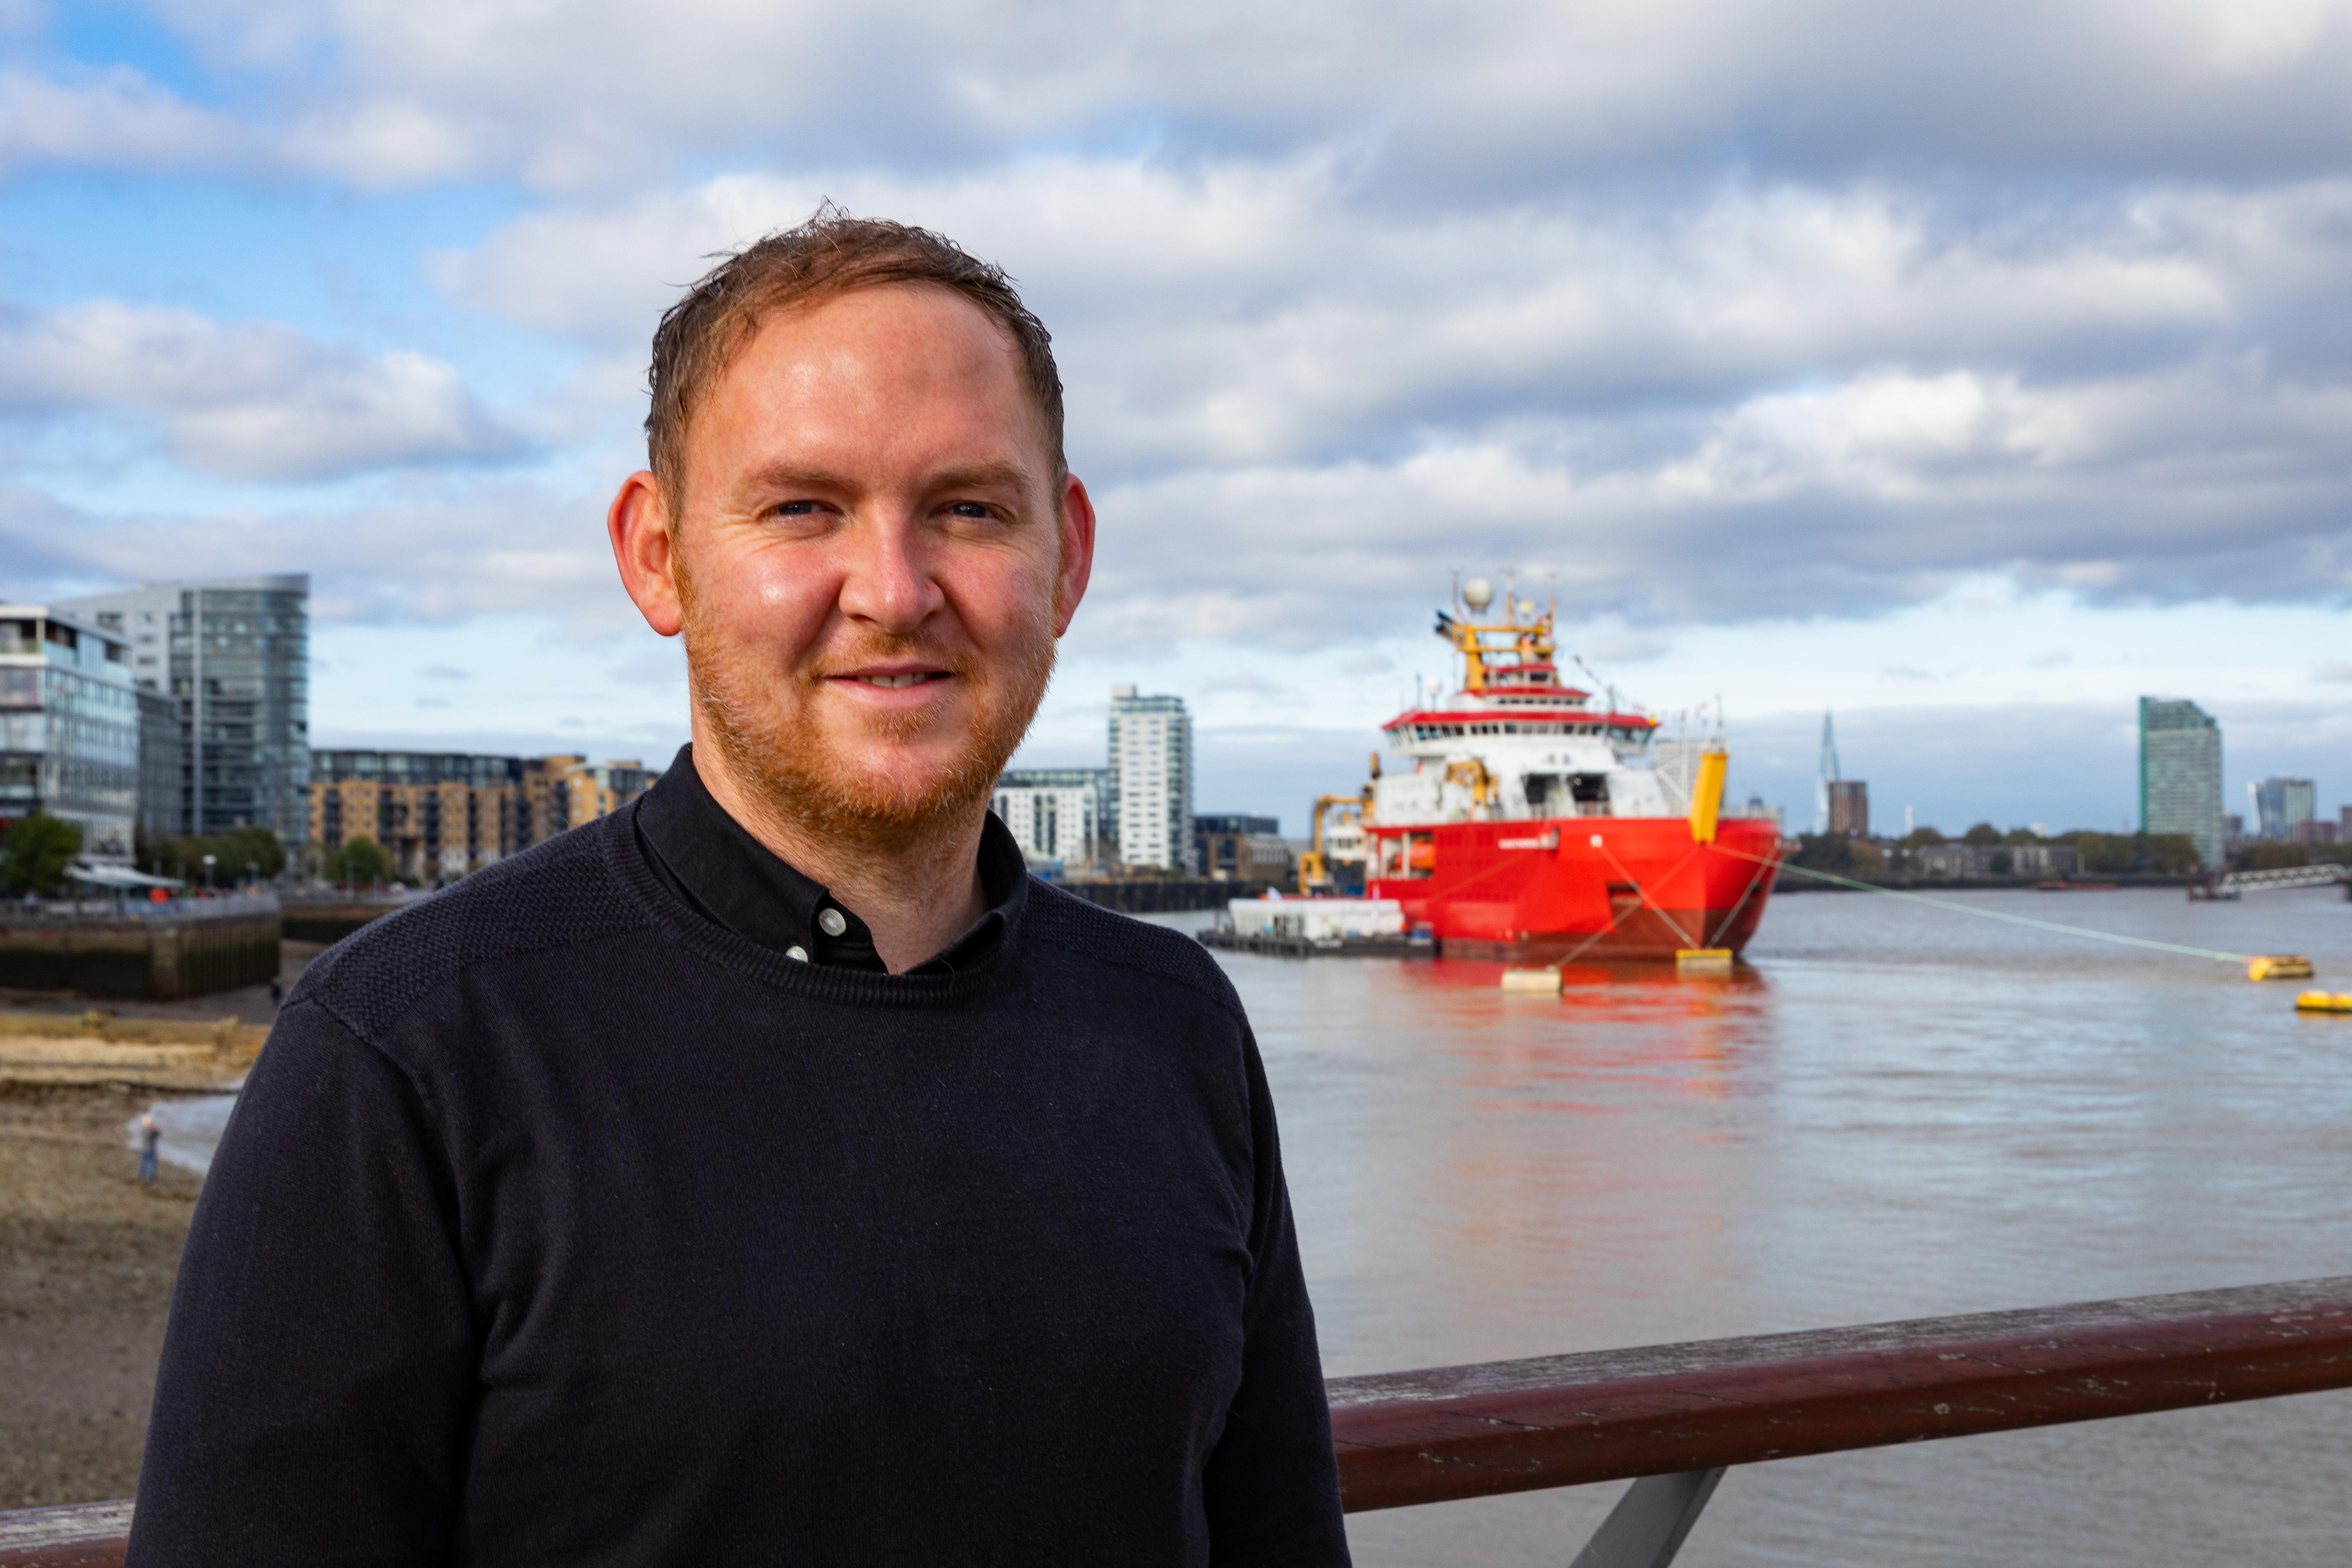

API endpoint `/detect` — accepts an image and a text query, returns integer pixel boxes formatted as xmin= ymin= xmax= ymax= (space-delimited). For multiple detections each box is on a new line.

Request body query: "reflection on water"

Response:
xmin=1161 ymin=885 xmax=2352 ymax=1566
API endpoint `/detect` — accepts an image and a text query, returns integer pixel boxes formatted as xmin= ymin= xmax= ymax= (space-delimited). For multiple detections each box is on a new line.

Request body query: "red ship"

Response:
xmin=1331 ymin=578 xmax=1783 ymax=962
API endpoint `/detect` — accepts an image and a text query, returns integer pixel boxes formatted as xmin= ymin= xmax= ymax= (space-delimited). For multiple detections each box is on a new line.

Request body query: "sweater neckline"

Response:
xmin=597 ymin=801 xmax=1029 ymax=1009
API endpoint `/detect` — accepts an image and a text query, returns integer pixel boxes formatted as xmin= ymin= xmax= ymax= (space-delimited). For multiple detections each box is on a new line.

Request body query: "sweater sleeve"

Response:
xmin=127 ymin=998 xmax=475 ymax=1568
xmin=1201 ymin=1025 xmax=1353 ymax=1566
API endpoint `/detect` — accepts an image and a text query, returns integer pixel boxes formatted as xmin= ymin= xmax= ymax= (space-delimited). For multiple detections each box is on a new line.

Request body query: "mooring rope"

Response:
xmin=1717 ymin=847 xmax=2253 ymax=965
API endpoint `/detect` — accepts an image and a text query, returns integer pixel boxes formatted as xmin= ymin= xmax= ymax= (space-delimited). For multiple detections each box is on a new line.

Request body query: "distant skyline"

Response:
xmin=4 ymin=1 xmax=2350 ymax=840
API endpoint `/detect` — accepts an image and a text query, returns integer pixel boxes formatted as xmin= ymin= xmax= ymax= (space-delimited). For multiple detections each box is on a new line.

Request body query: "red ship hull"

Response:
xmin=1366 ymin=816 xmax=1783 ymax=961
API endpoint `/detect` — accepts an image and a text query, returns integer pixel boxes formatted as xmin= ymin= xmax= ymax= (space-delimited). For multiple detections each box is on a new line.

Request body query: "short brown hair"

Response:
xmin=644 ymin=206 xmax=1065 ymax=509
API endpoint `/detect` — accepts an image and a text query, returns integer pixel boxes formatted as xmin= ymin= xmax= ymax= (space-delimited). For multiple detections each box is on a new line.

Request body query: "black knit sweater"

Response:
xmin=126 ymin=801 xmax=1350 ymax=1566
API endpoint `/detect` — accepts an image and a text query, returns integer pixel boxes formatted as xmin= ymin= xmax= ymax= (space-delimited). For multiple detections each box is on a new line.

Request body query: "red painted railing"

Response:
xmin=9 ymin=1277 xmax=2351 ymax=1566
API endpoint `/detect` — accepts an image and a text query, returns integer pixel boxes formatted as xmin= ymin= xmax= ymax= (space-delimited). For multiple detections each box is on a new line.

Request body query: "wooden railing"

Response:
xmin=8 ymin=1277 xmax=2350 ymax=1568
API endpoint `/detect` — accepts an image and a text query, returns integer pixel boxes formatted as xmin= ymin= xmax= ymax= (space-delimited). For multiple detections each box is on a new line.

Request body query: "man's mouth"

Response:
xmin=845 ymin=671 xmax=950 ymax=689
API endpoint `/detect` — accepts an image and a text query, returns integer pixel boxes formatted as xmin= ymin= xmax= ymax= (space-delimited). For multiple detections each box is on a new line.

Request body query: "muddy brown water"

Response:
xmin=1167 ymin=883 xmax=2352 ymax=1566
xmin=11 ymin=899 xmax=2352 ymax=1563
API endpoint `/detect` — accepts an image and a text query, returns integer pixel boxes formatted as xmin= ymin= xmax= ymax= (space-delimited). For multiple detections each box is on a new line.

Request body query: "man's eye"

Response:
xmin=772 ymin=500 xmax=821 ymax=517
xmin=948 ymin=502 xmax=993 ymax=519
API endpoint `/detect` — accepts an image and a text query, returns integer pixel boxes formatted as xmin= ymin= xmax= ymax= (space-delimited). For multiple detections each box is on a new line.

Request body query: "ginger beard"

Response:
xmin=676 ymin=548 xmax=1058 ymax=853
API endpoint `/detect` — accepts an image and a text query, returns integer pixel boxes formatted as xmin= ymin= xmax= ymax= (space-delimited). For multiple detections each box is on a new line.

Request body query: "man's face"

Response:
xmin=657 ymin=284 xmax=1088 ymax=844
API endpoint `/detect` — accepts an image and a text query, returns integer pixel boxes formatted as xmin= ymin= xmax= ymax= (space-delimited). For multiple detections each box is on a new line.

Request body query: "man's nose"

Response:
xmin=835 ymin=511 xmax=944 ymax=633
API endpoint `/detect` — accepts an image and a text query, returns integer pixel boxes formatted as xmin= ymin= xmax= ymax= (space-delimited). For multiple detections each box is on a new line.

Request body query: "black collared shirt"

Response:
xmin=635 ymin=743 xmax=1024 ymax=975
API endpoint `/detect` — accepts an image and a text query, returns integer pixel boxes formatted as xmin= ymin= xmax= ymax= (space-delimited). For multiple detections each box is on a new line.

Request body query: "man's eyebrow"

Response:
xmin=927 ymin=462 xmax=1034 ymax=492
xmin=743 ymin=463 xmax=856 ymax=493
xmin=739 ymin=461 xmax=1036 ymax=494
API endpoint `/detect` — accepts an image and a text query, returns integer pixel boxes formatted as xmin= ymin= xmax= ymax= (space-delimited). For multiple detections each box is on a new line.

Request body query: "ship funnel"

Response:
xmin=1688 ymin=748 xmax=1730 ymax=844
xmin=1462 ymin=577 xmax=1494 ymax=612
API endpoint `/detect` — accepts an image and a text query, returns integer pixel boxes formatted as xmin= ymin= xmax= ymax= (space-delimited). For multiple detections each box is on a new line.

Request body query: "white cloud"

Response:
xmin=105 ymin=0 xmax=2352 ymax=193
xmin=422 ymin=159 xmax=2352 ymax=641
xmin=0 ymin=64 xmax=241 ymax=171
xmin=0 ymin=300 xmax=526 ymax=482
xmin=434 ymin=162 xmax=2269 ymax=465
xmin=4 ymin=0 xmax=2346 ymax=693
xmin=0 ymin=475 xmax=630 ymax=636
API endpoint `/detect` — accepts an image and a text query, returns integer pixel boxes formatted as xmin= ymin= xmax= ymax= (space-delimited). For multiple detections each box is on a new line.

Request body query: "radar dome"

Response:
xmin=1461 ymin=577 xmax=1494 ymax=612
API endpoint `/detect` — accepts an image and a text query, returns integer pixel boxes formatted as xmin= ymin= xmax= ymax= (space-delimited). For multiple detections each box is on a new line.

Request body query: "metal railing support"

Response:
xmin=1568 ymin=1467 xmax=1725 ymax=1568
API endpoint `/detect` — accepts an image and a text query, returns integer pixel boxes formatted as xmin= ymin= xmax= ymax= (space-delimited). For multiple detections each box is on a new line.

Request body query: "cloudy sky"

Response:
xmin=5 ymin=0 xmax=2351 ymax=835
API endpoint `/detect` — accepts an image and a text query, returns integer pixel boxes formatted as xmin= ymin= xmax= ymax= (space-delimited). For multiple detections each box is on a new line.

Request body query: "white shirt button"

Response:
xmin=817 ymin=908 xmax=848 ymax=937
xmin=785 ymin=945 xmax=809 ymax=962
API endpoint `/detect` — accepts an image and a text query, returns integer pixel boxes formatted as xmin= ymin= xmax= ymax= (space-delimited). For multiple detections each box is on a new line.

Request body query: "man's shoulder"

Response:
xmin=1021 ymin=880 xmax=1245 ymax=1024
xmin=292 ymin=816 xmax=653 ymax=1044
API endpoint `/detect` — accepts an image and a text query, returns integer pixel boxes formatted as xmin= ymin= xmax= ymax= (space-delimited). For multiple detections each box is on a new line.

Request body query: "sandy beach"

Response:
xmin=0 ymin=1083 xmax=203 ymax=1508
xmin=0 ymin=941 xmax=317 ymax=1509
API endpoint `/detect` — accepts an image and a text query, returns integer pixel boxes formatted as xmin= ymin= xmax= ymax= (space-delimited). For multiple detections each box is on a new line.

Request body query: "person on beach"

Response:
xmin=128 ymin=211 xmax=1351 ymax=1567
xmin=135 ymin=1112 xmax=158 ymax=1183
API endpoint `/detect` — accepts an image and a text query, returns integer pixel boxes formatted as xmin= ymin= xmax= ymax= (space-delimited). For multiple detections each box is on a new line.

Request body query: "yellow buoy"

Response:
xmin=1500 ymin=965 xmax=1562 ymax=994
xmin=2296 ymin=991 xmax=2352 ymax=1013
xmin=1676 ymin=948 xmax=1735 ymax=974
xmin=2249 ymin=956 xmax=2316 ymax=981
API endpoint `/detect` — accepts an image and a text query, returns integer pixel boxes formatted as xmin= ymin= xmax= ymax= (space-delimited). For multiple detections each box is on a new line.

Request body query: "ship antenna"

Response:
xmin=1450 ymin=568 xmax=1461 ymax=615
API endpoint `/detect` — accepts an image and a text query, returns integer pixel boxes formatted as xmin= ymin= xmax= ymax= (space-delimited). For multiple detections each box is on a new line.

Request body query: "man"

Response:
xmin=135 ymin=1110 xmax=159 ymax=1183
xmin=127 ymin=213 xmax=1352 ymax=1566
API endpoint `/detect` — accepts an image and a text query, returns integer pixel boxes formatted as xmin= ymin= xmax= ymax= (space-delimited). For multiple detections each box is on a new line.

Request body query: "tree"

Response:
xmin=140 ymin=826 xmax=288 ymax=885
xmin=2056 ymin=829 xmax=2203 ymax=875
xmin=1989 ymin=850 xmax=2014 ymax=876
xmin=1792 ymin=832 xmax=1885 ymax=876
xmin=1898 ymin=826 xmax=1945 ymax=848
xmin=213 ymin=826 xmax=287 ymax=881
xmin=2134 ymin=833 xmax=2201 ymax=874
xmin=1961 ymin=822 xmax=2004 ymax=846
xmin=3 ymin=812 xmax=83 ymax=896
xmin=2248 ymin=841 xmax=2311 ymax=872
xmin=2067 ymin=831 xmax=2135 ymax=873
xmin=330 ymin=836 xmax=393 ymax=886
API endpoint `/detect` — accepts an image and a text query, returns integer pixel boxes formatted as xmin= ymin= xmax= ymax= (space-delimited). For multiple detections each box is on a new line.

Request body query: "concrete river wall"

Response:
xmin=0 ymin=896 xmax=281 ymax=1000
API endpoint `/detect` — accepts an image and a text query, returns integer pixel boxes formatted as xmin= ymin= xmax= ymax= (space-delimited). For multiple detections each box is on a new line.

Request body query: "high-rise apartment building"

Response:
xmin=60 ymin=575 xmax=310 ymax=845
xmin=2250 ymin=777 xmax=2316 ymax=841
xmin=309 ymin=750 xmax=660 ymax=883
xmin=1107 ymin=685 xmax=1193 ymax=872
xmin=0 ymin=606 xmax=139 ymax=861
xmin=991 ymin=767 xmax=1107 ymax=871
xmin=1826 ymin=779 xmax=1869 ymax=838
xmin=2139 ymin=697 xmax=2223 ymax=868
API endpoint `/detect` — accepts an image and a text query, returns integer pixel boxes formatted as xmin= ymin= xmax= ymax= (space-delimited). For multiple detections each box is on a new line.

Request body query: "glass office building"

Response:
xmin=0 ymin=607 xmax=140 ymax=862
xmin=61 ymin=575 xmax=310 ymax=845
xmin=2249 ymin=776 xmax=2317 ymax=841
xmin=2139 ymin=696 xmax=2223 ymax=869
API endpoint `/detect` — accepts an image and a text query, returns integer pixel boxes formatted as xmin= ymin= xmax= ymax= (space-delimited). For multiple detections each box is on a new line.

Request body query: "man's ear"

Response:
xmin=1053 ymin=473 xmax=1097 ymax=637
xmin=609 ymin=471 xmax=684 ymax=637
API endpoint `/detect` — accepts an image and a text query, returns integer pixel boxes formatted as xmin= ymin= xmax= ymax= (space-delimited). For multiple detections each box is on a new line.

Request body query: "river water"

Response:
xmin=1170 ymin=883 xmax=2352 ymax=1567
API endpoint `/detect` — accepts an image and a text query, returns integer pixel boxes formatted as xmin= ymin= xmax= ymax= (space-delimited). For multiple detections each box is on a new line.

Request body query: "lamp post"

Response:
xmin=201 ymin=853 xmax=216 ymax=892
